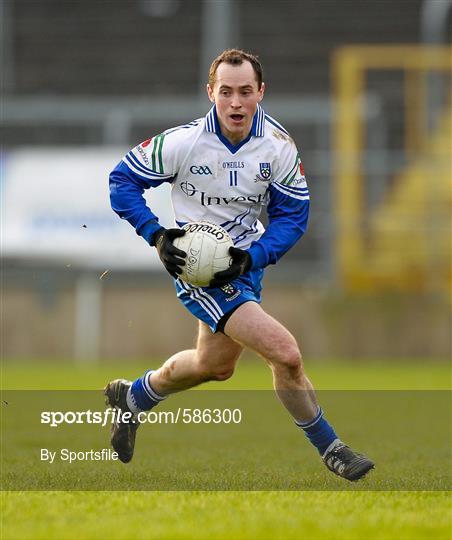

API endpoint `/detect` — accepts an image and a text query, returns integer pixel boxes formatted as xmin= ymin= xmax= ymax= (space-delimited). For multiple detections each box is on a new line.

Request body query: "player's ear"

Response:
xmin=206 ymin=84 xmax=215 ymax=103
xmin=257 ymin=82 xmax=265 ymax=102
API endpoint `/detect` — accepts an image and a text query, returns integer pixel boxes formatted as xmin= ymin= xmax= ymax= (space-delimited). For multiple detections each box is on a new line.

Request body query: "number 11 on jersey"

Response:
xmin=229 ymin=170 xmax=238 ymax=186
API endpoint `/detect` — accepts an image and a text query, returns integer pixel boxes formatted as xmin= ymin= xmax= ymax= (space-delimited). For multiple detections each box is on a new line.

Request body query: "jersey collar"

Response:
xmin=205 ymin=104 xmax=265 ymax=154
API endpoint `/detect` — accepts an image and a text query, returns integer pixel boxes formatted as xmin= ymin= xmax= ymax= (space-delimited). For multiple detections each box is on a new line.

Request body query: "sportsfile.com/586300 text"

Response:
xmin=40 ymin=408 xmax=242 ymax=427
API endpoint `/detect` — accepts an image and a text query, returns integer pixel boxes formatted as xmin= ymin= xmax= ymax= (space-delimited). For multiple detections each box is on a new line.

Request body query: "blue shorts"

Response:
xmin=174 ymin=269 xmax=264 ymax=333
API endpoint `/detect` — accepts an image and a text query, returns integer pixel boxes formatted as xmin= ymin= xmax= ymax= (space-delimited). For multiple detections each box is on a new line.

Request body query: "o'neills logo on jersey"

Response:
xmin=222 ymin=161 xmax=245 ymax=169
xmin=180 ymin=182 xmax=268 ymax=206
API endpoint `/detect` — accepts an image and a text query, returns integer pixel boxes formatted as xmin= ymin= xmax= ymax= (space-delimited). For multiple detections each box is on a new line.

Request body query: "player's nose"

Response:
xmin=230 ymin=94 xmax=242 ymax=108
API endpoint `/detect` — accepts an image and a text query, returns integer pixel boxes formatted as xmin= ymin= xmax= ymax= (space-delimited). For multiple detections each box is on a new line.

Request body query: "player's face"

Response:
xmin=207 ymin=61 xmax=265 ymax=145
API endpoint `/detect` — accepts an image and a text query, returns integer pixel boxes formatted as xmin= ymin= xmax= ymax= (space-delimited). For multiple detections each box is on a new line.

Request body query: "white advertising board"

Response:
xmin=1 ymin=147 xmax=175 ymax=269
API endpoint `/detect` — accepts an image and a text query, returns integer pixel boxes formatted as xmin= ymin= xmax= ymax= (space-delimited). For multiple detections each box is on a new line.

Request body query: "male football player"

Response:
xmin=106 ymin=49 xmax=374 ymax=481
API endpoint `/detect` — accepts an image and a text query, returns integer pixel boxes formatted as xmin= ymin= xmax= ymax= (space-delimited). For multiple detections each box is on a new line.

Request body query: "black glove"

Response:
xmin=210 ymin=247 xmax=252 ymax=287
xmin=153 ymin=228 xmax=186 ymax=278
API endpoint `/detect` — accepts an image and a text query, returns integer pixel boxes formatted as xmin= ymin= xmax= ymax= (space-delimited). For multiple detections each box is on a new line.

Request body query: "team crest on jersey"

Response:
xmin=259 ymin=163 xmax=272 ymax=180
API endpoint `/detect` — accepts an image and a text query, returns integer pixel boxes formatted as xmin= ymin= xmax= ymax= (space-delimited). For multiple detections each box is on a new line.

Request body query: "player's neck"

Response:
xmin=219 ymin=124 xmax=252 ymax=146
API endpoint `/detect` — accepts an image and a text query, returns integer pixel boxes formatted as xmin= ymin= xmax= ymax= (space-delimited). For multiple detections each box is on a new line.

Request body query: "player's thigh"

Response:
xmin=224 ymin=301 xmax=301 ymax=365
xmin=196 ymin=321 xmax=243 ymax=369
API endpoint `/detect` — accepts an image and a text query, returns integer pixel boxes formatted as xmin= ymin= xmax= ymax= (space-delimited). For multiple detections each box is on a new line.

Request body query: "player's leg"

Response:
xmin=148 ymin=321 xmax=243 ymax=394
xmin=224 ymin=301 xmax=318 ymax=421
xmin=104 ymin=321 xmax=243 ymax=463
xmin=224 ymin=301 xmax=374 ymax=481
xmin=121 ymin=320 xmax=242 ymax=411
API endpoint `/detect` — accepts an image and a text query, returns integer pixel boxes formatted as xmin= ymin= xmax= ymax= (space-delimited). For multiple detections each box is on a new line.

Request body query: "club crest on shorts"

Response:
xmin=220 ymin=283 xmax=236 ymax=295
xmin=220 ymin=283 xmax=242 ymax=302
xmin=259 ymin=162 xmax=272 ymax=180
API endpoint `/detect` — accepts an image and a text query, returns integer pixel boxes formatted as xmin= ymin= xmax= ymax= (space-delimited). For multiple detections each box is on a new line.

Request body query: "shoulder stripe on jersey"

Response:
xmin=274 ymin=181 xmax=309 ymax=195
xmin=151 ymin=137 xmax=158 ymax=171
xmin=122 ymin=156 xmax=173 ymax=182
xmin=157 ymin=135 xmax=164 ymax=173
xmin=127 ymin=152 xmax=151 ymax=174
xmin=265 ymin=114 xmax=290 ymax=135
xmin=280 ymin=156 xmax=299 ymax=184
xmin=124 ymin=155 xmax=155 ymax=178
xmin=164 ymin=119 xmax=202 ymax=136
xmin=124 ymin=153 xmax=169 ymax=178
xmin=274 ymin=179 xmax=309 ymax=193
xmin=280 ymin=171 xmax=308 ymax=190
xmin=126 ymin=152 xmax=167 ymax=177
xmin=272 ymin=182 xmax=310 ymax=201
xmin=151 ymin=134 xmax=165 ymax=173
xmin=284 ymin=179 xmax=308 ymax=191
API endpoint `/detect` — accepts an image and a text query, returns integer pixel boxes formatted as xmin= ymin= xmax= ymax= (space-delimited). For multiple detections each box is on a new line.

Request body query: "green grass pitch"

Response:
xmin=1 ymin=358 xmax=451 ymax=540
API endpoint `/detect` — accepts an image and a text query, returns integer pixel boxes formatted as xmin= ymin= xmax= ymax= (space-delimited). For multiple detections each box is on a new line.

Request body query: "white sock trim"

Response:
xmin=322 ymin=438 xmax=342 ymax=459
xmin=126 ymin=387 xmax=142 ymax=414
xmin=295 ymin=406 xmax=323 ymax=429
xmin=143 ymin=370 xmax=167 ymax=402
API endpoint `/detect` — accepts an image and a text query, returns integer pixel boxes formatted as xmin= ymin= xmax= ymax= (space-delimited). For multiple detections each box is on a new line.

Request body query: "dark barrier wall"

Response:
xmin=4 ymin=283 xmax=449 ymax=359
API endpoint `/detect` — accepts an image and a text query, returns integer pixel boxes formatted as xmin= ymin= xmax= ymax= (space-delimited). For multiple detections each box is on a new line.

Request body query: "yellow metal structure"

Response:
xmin=332 ymin=45 xmax=452 ymax=295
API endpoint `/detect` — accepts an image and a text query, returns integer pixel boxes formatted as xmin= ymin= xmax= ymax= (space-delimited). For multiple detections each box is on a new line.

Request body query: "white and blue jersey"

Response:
xmin=110 ymin=104 xmax=310 ymax=331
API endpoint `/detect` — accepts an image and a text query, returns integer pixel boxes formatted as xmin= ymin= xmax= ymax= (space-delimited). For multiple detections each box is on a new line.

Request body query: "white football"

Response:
xmin=173 ymin=221 xmax=233 ymax=286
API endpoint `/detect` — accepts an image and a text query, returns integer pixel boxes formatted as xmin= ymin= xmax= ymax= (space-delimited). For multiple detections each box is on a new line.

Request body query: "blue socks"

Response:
xmin=126 ymin=370 xmax=166 ymax=413
xmin=127 ymin=371 xmax=337 ymax=457
xmin=295 ymin=407 xmax=339 ymax=455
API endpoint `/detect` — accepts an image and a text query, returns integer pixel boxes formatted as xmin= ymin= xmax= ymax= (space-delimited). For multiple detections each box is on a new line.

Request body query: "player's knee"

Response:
xmin=273 ymin=345 xmax=302 ymax=373
xmin=199 ymin=366 xmax=235 ymax=382
xmin=284 ymin=350 xmax=302 ymax=372
xmin=210 ymin=366 xmax=235 ymax=381
xmin=196 ymin=359 xmax=235 ymax=382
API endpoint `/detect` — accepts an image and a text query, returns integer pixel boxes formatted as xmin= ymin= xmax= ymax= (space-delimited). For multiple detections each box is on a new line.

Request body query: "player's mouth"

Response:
xmin=229 ymin=114 xmax=245 ymax=124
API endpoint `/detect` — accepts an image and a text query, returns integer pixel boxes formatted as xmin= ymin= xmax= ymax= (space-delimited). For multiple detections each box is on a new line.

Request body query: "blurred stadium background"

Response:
xmin=2 ymin=0 xmax=451 ymax=363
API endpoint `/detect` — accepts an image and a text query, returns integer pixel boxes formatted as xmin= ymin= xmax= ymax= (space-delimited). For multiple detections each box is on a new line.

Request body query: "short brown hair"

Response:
xmin=208 ymin=49 xmax=263 ymax=89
